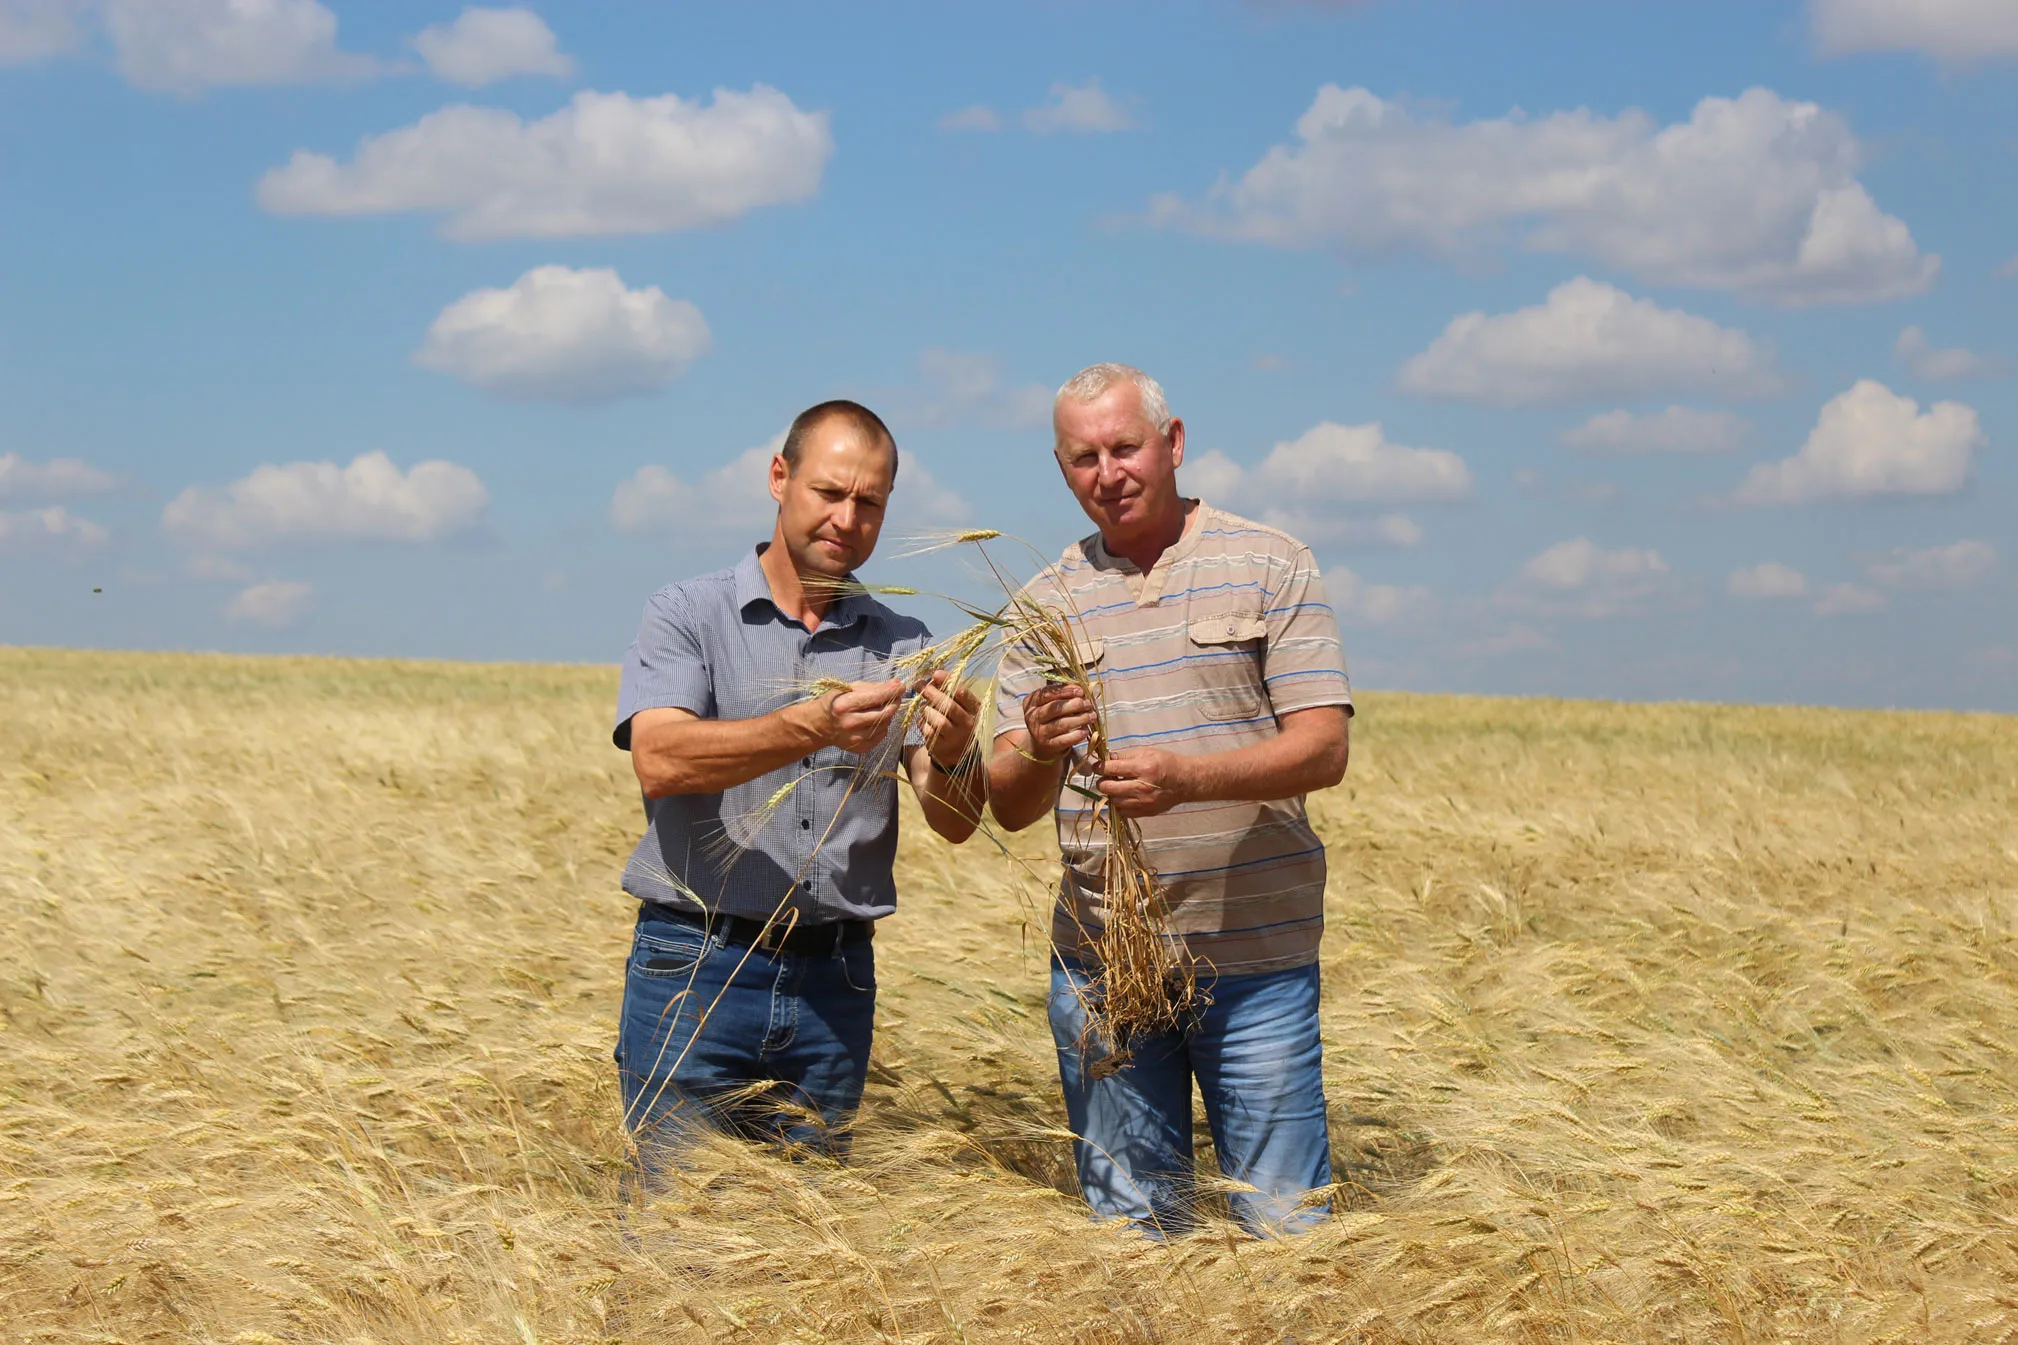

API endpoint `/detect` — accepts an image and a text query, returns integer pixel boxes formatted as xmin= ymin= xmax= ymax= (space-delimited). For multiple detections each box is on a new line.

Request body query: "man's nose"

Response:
xmin=833 ymin=497 xmax=859 ymax=531
xmin=1097 ymin=453 xmax=1125 ymax=487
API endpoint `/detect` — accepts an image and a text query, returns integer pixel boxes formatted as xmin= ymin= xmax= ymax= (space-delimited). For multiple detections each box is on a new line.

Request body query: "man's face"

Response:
xmin=1053 ymin=383 xmax=1186 ymax=547
xmin=769 ymin=423 xmax=895 ymax=580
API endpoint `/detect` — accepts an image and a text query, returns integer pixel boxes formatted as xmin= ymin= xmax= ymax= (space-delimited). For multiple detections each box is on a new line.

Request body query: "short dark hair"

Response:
xmin=779 ymin=400 xmax=898 ymax=477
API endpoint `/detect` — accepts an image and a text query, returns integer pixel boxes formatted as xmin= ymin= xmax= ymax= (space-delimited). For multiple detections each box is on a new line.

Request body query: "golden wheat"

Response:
xmin=4 ymin=646 xmax=2018 ymax=1342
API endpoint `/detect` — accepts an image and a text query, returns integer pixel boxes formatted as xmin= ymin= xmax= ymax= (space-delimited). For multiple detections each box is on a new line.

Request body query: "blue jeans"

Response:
xmin=614 ymin=904 xmax=876 ymax=1186
xmin=1049 ymin=956 xmax=1332 ymax=1237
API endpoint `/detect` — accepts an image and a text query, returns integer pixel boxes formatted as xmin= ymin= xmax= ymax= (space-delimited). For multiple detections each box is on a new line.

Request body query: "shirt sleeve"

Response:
xmin=992 ymin=636 xmax=1042 ymax=740
xmin=990 ymin=578 xmax=1062 ymax=740
xmin=1261 ymin=545 xmax=1354 ymax=717
xmin=613 ymin=586 xmax=715 ymax=750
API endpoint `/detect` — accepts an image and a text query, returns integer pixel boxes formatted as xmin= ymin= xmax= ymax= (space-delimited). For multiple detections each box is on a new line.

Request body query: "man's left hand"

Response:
xmin=917 ymin=670 xmax=982 ymax=771
xmin=1096 ymin=748 xmax=1194 ymax=818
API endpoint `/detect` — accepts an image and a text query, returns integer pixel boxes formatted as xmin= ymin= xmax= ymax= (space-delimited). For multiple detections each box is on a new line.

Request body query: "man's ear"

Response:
xmin=769 ymin=453 xmax=789 ymax=505
xmin=1167 ymin=417 xmax=1185 ymax=469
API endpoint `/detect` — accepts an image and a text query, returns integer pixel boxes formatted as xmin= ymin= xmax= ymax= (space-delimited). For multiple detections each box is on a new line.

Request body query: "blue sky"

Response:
xmin=1 ymin=0 xmax=2012 ymax=710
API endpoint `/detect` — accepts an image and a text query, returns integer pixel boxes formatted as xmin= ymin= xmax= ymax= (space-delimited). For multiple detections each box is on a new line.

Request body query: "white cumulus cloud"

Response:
xmin=258 ymin=86 xmax=833 ymax=240
xmin=611 ymin=440 xmax=782 ymax=540
xmin=164 ymin=450 xmax=490 ymax=549
xmin=1814 ymin=582 xmax=1887 ymax=615
xmin=412 ymin=6 xmax=571 ymax=86
xmin=103 ymin=0 xmax=378 ymax=94
xmin=414 ymin=266 xmax=711 ymax=404
xmin=893 ymin=348 xmax=1049 ymax=430
xmin=938 ymin=104 xmax=1001 ymax=132
xmin=1811 ymin=0 xmax=2018 ymax=61
xmin=0 ymin=504 xmax=108 ymax=558
xmin=0 ymin=452 xmax=121 ymax=500
xmin=894 ymin=461 xmax=971 ymax=526
xmin=1196 ymin=422 xmax=1472 ymax=504
xmin=941 ymin=83 xmax=1137 ymax=136
xmin=611 ymin=437 xmax=969 ymax=541
xmin=0 ymin=0 xmax=85 ymax=65
xmin=1327 ymin=567 xmax=1436 ymax=625
xmin=1563 ymin=407 xmax=1751 ymax=456
xmin=1155 ymin=85 xmax=1936 ymax=305
xmin=1399 ymin=278 xmax=1781 ymax=406
xmin=1733 ymin=380 xmax=1984 ymax=504
xmin=1185 ymin=421 xmax=1470 ymax=544
xmin=1894 ymin=325 xmax=2005 ymax=381
xmin=1506 ymin=537 xmax=1674 ymax=619
xmin=1727 ymin=561 xmax=1809 ymax=600
xmin=1023 ymin=79 xmax=1136 ymax=133
xmin=227 ymin=578 xmax=313 ymax=627
xmin=1865 ymin=539 xmax=1996 ymax=590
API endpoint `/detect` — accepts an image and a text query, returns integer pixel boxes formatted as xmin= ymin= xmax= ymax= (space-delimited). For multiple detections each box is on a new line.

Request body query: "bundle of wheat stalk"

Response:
xmin=796 ymin=529 xmax=1198 ymax=1066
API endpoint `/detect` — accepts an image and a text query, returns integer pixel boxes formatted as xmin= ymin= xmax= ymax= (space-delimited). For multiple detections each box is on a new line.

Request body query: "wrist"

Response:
xmin=784 ymin=696 xmax=833 ymax=750
xmin=929 ymin=748 xmax=977 ymax=778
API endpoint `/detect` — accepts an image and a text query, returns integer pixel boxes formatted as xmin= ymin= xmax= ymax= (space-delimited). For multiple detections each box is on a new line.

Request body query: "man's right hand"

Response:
xmin=1023 ymin=682 xmax=1098 ymax=764
xmin=815 ymin=679 xmax=905 ymax=754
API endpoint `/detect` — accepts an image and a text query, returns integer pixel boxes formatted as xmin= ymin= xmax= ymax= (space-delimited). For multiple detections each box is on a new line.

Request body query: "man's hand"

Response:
xmin=1096 ymin=748 xmax=1195 ymax=818
xmin=1023 ymin=682 xmax=1097 ymax=763
xmin=915 ymin=670 xmax=981 ymax=769
xmin=817 ymin=679 xmax=905 ymax=754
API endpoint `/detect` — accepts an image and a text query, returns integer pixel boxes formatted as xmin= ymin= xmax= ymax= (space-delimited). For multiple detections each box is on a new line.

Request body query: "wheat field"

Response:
xmin=3 ymin=645 xmax=2017 ymax=1343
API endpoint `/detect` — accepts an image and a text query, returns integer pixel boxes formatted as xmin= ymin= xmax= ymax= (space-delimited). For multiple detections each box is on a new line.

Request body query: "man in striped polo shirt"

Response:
xmin=989 ymin=363 xmax=1352 ymax=1237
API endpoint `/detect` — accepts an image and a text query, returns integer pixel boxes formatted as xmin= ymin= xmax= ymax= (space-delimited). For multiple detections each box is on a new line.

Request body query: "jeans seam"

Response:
xmin=761 ymin=956 xmax=797 ymax=1057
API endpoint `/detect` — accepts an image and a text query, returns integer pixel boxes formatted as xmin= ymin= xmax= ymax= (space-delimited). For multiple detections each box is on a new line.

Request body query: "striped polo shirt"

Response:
xmin=994 ymin=503 xmax=1352 ymax=977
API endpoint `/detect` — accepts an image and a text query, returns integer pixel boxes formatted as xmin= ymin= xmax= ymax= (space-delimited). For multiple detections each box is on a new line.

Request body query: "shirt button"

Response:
xmin=1226 ymin=622 xmax=1236 ymax=634
xmin=803 ymin=757 xmax=813 ymax=768
xmin=801 ymin=818 xmax=811 ymax=830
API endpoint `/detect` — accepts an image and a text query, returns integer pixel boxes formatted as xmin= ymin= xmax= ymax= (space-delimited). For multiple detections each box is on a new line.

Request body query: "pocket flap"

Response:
xmin=1037 ymin=635 xmax=1102 ymax=685
xmin=1188 ymin=615 xmax=1268 ymax=646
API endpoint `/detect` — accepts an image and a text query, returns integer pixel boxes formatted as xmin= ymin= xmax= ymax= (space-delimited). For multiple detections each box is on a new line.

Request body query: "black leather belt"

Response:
xmin=649 ymin=903 xmax=872 ymax=955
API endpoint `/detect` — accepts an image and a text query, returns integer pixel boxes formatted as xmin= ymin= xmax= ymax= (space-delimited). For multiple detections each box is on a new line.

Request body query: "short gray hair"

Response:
xmin=1055 ymin=362 xmax=1172 ymax=436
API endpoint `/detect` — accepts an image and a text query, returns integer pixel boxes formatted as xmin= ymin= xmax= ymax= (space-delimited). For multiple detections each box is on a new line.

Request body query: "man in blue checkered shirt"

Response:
xmin=612 ymin=400 xmax=982 ymax=1178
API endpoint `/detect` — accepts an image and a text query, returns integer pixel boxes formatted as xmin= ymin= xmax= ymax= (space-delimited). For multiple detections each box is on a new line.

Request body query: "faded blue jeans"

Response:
xmin=1049 ymin=956 xmax=1332 ymax=1237
xmin=614 ymin=904 xmax=876 ymax=1188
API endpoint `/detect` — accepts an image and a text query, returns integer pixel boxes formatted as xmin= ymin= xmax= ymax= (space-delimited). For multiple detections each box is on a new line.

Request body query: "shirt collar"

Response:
xmin=736 ymin=545 xmax=871 ymax=632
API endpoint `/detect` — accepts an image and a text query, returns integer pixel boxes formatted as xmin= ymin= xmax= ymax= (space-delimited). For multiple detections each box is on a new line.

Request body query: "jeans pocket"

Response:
xmin=628 ymin=927 xmax=710 ymax=979
xmin=839 ymin=942 xmax=876 ymax=993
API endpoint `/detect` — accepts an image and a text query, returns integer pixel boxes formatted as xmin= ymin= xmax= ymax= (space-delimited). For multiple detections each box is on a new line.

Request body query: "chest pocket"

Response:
xmin=1185 ymin=611 xmax=1269 ymax=723
xmin=1069 ymin=635 xmax=1104 ymax=679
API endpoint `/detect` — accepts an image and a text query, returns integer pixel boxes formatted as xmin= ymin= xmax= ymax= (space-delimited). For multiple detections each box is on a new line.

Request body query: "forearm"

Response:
xmin=987 ymin=732 xmax=1066 ymax=832
xmin=633 ymin=704 xmax=822 ymax=797
xmin=909 ymin=748 xmax=986 ymax=842
xmin=1180 ymin=709 xmax=1349 ymax=803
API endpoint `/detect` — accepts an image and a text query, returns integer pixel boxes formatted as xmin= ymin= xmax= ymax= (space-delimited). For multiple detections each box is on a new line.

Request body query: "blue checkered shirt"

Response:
xmin=614 ymin=546 xmax=931 ymax=924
